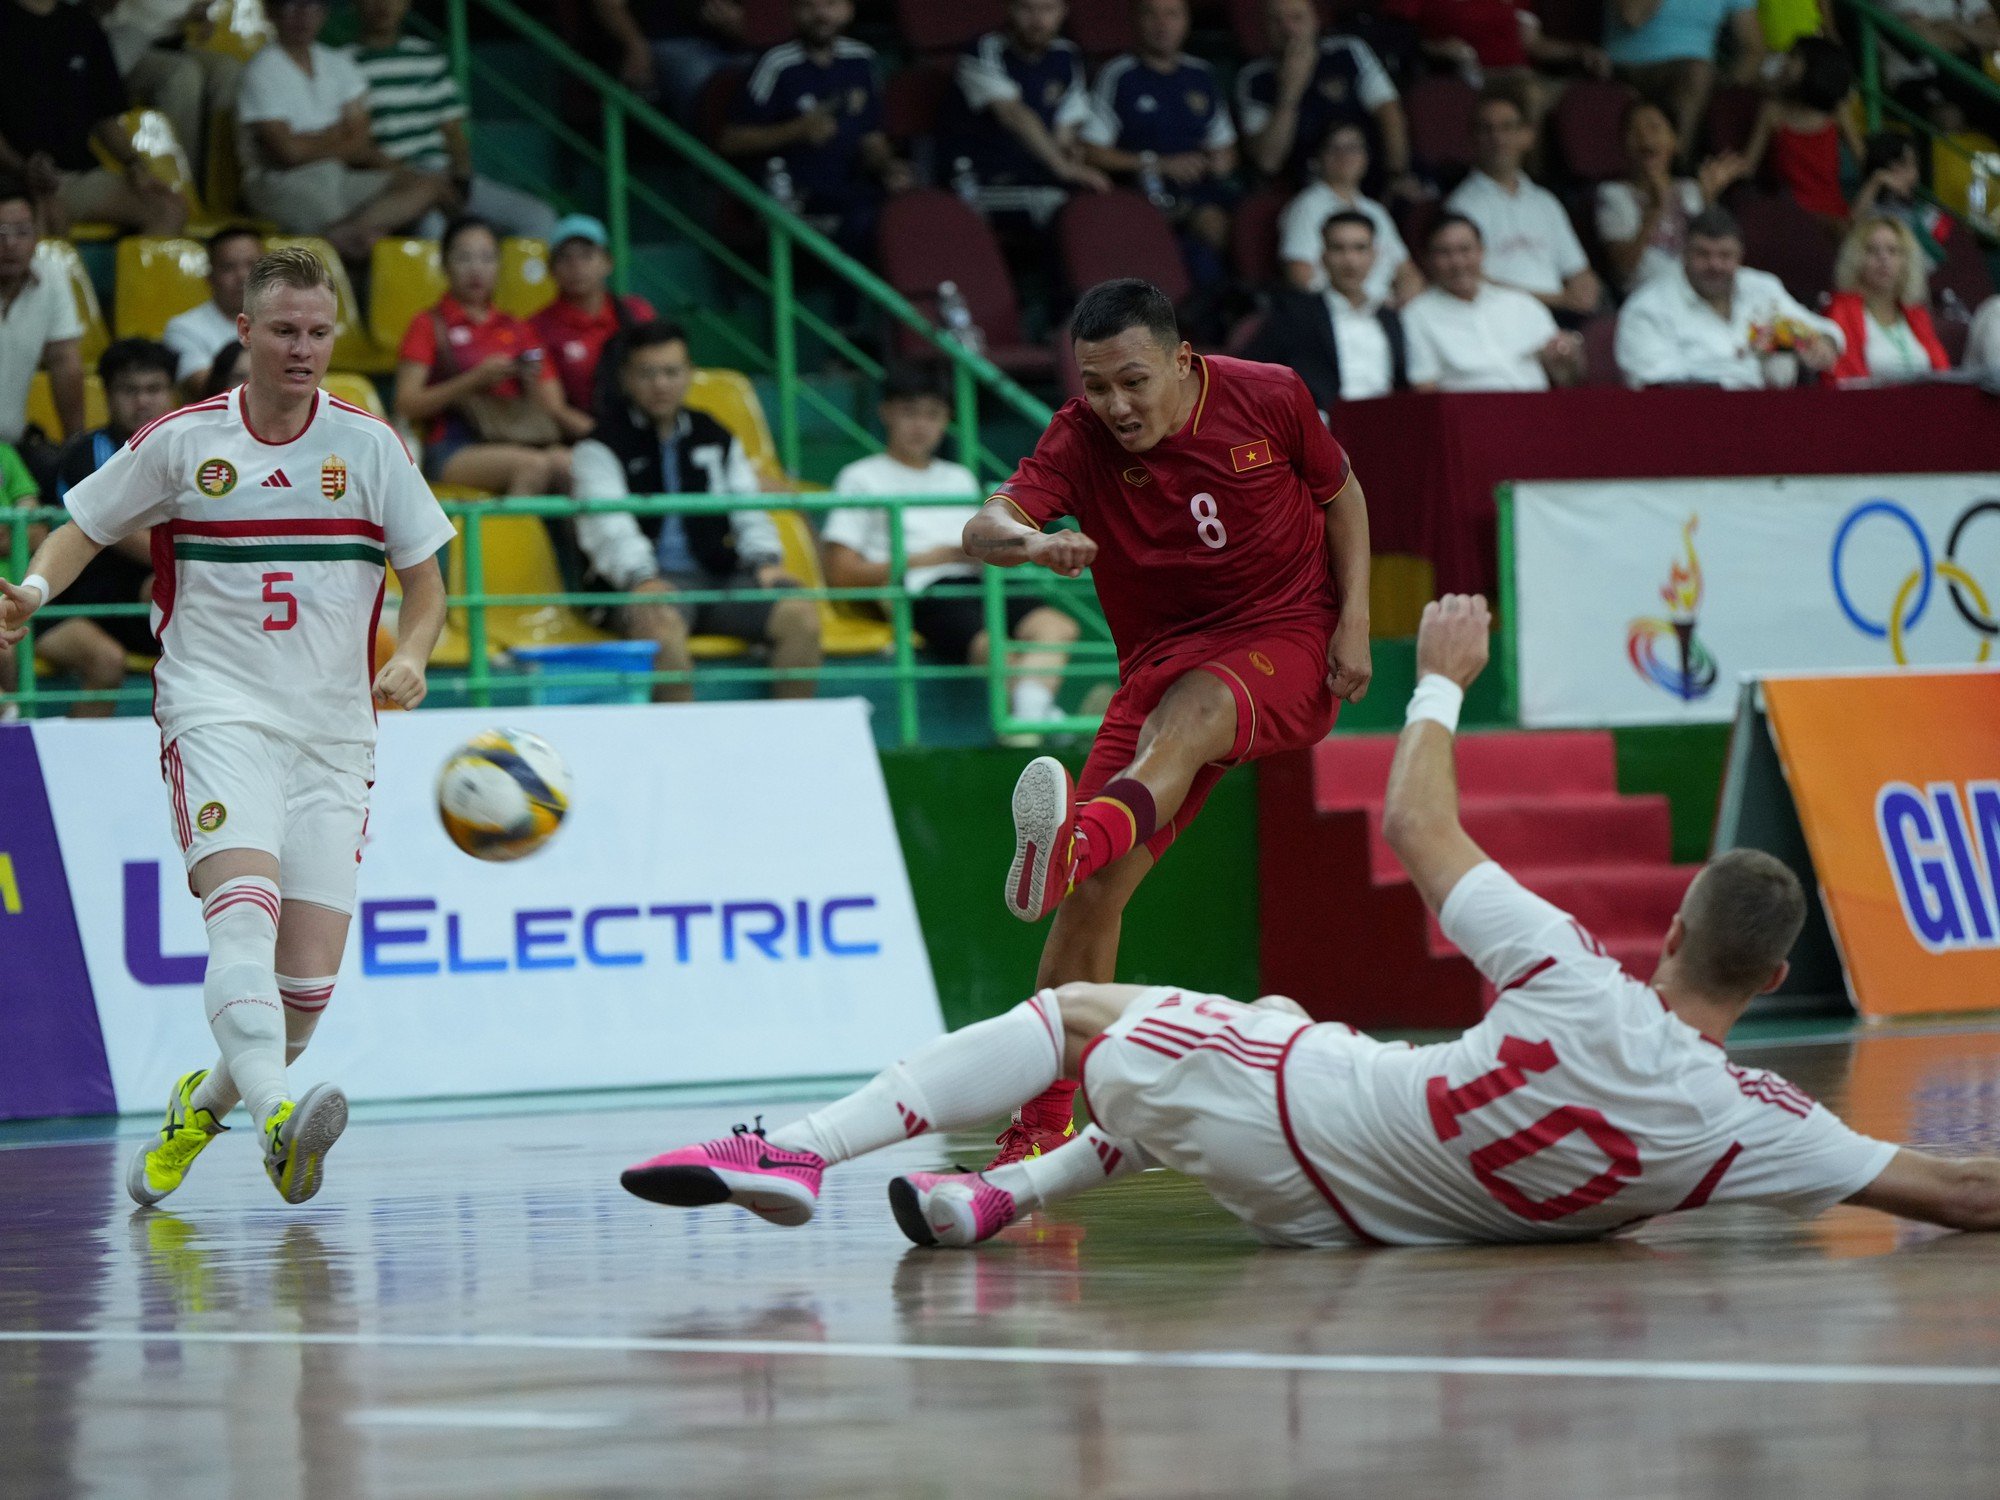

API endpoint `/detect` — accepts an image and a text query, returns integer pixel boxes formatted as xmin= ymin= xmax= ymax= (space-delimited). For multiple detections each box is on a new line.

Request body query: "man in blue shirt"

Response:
xmin=1080 ymin=0 xmax=1237 ymax=282
xmin=1237 ymin=0 xmax=1416 ymax=194
xmin=1607 ymin=0 xmax=1765 ymax=153
xmin=952 ymin=0 xmax=1110 ymax=222
xmin=718 ymin=0 xmax=911 ymax=257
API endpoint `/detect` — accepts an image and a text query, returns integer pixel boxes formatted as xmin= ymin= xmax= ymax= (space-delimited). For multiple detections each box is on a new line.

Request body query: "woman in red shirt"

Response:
xmin=393 ymin=216 xmax=594 ymax=494
xmin=1826 ymin=215 xmax=1951 ymax=380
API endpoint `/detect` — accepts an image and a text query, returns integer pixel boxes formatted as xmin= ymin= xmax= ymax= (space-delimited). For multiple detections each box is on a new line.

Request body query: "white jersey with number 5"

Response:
xmin=61 ymin=387 xmax=457 ymax=776
xmin=1286 ymin=862 xmax=1897 ymax=1245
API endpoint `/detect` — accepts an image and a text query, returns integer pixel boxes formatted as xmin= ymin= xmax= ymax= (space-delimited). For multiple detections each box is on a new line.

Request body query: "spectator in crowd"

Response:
xmin=1852 ymin=131 xmax=1950 ymax=267
xmin=1826 ymin=215 xmax=1950 ymax=379
xmin=0 ymin=0 xmax=188 ymax=236
xmin=42 ymin=337 xmax=178 ymax=716
xmin=1388 ymin=0 xmax=1609 ymax=119
xmin=203 ymin=339 xmax=248 ymax=397
xmin=0 ymin=178 xmax=84 ymax=480
xmin=1598 ymin=99 xmax=1748 ymax=292
xmin=718 ymin=0 xmax=910 ymax=260
xmin=1445 ymin=89 xmax=1599 ymax=316
xmin=571 ymin=320 xmax=822 ymax=702
xmin=349 ymin=0 xmax=558 ymax=242
xmin=162 ymin=225 xmax=261 ymax=391
xmin=99 ymin=0 xmax=243 ymax=172
xmin=1967 ymin=295 xmax=2000 ymax=375
xmin=395 ymin=215 xmax=592 ymax=495
xmin=1080 ymin=0 xmax=1238 ymax=284
xmin=952 ymin=0 xmax=1109 ymax=222
xmin=235 ymin=0 xmax=450 ymax=260
xmin=1279 ymin=122 xmax=1419 ymax=305
xmin=1238 ymin=0 xmax=1415 ymax=192
xmin=1402 ymin=213 xmax=1584 ymax=390
xmin=530 ymin=215 xmax=657 ymax=416
xmin=1616 ymin=206 xmax=1842 ymax=387
xmin=1249 ymin=210 xmax=1410 ymax=408
xmin=1741 ymin=36 xmax=1861 ymax=228
xmin=1881 ymin=0 xmax=1998 ymax=120
xmin=822 ymin=362 xmax=1078 ymax=732
xmin=592 ymin=0 xmax=752 ymax=117
xmin=1606 ymin=0 xmax=1765 ymax=154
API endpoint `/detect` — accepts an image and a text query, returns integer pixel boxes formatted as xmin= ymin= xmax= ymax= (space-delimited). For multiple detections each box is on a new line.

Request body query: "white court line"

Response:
xmin=349 ymin=1407 xmax=624 ymax=1431
xmin=2 ymin=1328 xmax=1997 ymax=1388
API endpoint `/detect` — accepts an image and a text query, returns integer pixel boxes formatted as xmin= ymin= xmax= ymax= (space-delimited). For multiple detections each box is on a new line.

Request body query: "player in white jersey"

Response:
xmin=621 ymin=596 xmax=2000 ymax=1248
xmin=0 ymin=248 xmax=454 ymax=1207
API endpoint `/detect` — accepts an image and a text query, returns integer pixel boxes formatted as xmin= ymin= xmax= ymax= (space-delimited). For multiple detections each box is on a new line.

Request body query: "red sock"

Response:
xmin=1072 ymin=779 xmax=1158 ymax=884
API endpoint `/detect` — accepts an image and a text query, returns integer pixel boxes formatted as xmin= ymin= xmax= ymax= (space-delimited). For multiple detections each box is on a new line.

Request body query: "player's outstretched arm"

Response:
xmin=374 ymin=555 xmax=446 ymax=710
xmin=0 ymin=521 xmax=106 ymax=649
xmin=1324 ymin=474 xmax=1372 ymax=702
xmin=962 ymin=498 xmax=1097 ymax=578
xmin=1849 ymin=1148 xmax=2000 ymax=1232
xmin=1381 ymin=595 xmax=1494 ymax=913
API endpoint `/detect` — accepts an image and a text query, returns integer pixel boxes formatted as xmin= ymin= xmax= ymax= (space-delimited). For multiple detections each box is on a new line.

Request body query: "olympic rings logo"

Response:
xmin=1829 ymin=500 xmax=2000 ymax=665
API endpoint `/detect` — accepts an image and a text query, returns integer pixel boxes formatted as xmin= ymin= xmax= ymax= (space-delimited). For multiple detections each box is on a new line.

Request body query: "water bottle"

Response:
xmin=765 ymin=156 xmax=798 ymax=213
xmin=1971 ymin=153 xmax=1999 ymax=227
xmin=937 ymin=280 xmax=985 ymax=357
xmin=1137 ymin=150 xmax=1169 ymax=211
xmin=952 ymin=155 xmax=980 ymax=208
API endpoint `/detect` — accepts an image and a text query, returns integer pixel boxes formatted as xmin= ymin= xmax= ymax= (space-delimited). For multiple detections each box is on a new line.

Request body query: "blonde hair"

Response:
xmin=243 ymin=245 xmax=338 ymax=319
xmin=1835 ymin=214 xmax=1929 ymax=306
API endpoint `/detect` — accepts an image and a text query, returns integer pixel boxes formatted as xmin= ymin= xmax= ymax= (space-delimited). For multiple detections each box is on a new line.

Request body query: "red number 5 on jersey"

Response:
xmin=262 ymin=571 xmax=298 ymax=633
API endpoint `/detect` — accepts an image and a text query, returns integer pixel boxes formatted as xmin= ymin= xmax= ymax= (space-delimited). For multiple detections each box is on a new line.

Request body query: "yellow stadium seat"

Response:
xmin=34 ymin=241 xmax=109 ymax=367
xmin=1934 ymin=132 xmax=2000 ymax=223
xmin=685 ymin=368 xmax=780 ymax=483
xmin=188 ymin=0 xmax=272 ymax=61
xmin=264 ymin=236 xmax=395 ymax=373
xmin=774 ymin=509 xmax=894 ymax=657
xmin=368 ymin=237 xmax=446 ymax=356
xmin=82 ymin=109 xmax=212 ymax=237
xmin=114 ymin=236 xmax=214 ymax=339
xmin=496 ymin=238 xmax=555 ymax=319
xmin=321 ymin=372 xmax=390 ymax=420
xmin=26 ymin=373 xmax=108 ymax=442
xmin=447 ymin=512 xmax=613 ymax=650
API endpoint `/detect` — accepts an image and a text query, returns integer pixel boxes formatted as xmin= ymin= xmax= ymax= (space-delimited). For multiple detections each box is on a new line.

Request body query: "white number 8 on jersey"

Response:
xmin=1190 ymin=492 xmax=1227 ymax=550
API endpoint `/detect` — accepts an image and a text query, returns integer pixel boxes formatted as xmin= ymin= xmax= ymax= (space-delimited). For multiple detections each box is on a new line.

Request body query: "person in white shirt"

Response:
xmin=618 ymin=595 xmax=2000 ymax=1252
xmin=162 ymin=226 xmax=262 ymax=392
xmin=821 ymin=363 xmax=1079 ymax=732
xmin=1615 ymin=205 xmax=1842 ymax=389
xmin=1247 ymin=210 xmax=1407 ymax=408
xmin=1596 ymin=99 xmax=1747 ymax=294
xmin=0 ymin=246 xmax=454 ymax=1210
xmin=1278 ymin=122 xmax=1420 ymax=306
xmin=1403 ymin=213 xmax=1583 ymax=392
xmin=0 ymin=183 xmax=85 ymax=450
xmin=1445 ymin=90 xmax=1599 ymax=316
xmin=235 ymin=0 xmax=450 ymax=260
xmin=1967 ymin=294 xmax=2000 ymax=376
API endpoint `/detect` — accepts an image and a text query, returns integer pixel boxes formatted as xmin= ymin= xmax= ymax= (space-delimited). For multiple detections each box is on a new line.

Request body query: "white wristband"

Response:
xmin=19 ymin=573 xmax=48 ymax=609
xmin=1405 ymin=673 xmax=1464 ymax=734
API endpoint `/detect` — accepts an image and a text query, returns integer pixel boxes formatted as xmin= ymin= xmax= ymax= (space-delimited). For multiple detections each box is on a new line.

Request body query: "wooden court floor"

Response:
xmin=5 ymin=1024 xmax=2000 ymax=1500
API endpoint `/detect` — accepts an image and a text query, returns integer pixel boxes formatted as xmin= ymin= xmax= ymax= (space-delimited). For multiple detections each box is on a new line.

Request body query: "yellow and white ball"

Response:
xmin=436 ymin=728 xmax=572 ymax=861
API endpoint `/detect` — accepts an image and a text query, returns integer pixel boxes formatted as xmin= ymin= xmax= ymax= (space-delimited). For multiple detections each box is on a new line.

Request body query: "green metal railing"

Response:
xmin=2 ymin=499 xmax=1117 ymax=748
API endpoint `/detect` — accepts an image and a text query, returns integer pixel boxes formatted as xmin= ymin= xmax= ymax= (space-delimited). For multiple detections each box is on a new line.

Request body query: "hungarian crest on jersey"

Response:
xmin=320 ymin=454 xmax=348 ymax=502
xmin=195 ymin=458 xmax=236 ymax=497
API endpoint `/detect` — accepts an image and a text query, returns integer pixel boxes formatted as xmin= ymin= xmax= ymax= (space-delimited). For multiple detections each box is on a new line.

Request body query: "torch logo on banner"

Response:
xmin=1627 ymin=515 xmax=1718 ymax=702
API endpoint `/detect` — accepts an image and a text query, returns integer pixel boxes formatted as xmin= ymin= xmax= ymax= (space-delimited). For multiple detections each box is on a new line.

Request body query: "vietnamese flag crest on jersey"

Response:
xmin=1231 ymin=438 xmax=1274 ymax=472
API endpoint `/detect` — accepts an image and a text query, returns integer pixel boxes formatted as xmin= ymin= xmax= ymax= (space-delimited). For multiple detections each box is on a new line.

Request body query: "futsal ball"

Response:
xmin=436 ymin=728 xmax=572 ymax=861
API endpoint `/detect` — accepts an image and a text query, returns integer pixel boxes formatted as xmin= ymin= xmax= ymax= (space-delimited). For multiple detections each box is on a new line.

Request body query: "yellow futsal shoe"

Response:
xmin=126 ymin=1070 xmax=228 ymax=1208
xmin=262 ymin=1083 xmax=349 ymax=1205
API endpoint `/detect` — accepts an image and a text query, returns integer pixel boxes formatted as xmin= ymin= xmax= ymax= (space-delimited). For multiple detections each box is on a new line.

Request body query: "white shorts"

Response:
xmin=161 ymin=721 xmax=371 ymax=914
xmin=1079 ymin=987 xmax=1357 ymax=1248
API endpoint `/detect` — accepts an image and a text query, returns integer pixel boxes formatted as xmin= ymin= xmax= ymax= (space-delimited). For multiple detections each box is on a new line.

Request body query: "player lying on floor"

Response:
xmin=621 ymin=596 xmax=2000 ymax=1248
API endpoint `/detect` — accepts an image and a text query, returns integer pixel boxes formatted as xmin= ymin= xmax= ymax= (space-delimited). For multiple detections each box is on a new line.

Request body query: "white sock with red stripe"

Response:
xmin=191 ymin=972 xmax=337 ymax=1119
xmin=767 ymin=990 xmax=1067 ymax=1163
xmin=983 ymin=1124 xmax=1149 ymax=1209
xmin=195 ymin=876 xmax=288 ymax=1130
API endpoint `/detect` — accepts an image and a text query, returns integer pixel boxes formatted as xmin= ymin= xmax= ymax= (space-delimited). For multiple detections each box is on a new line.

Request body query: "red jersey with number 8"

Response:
xmin=996 ymin=355 xmax=1353 ymax=671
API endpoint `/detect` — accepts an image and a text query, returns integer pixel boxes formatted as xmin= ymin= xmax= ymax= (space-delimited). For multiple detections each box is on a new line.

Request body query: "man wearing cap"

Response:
xmin=530 ymin=214 xmax=658 ymax=416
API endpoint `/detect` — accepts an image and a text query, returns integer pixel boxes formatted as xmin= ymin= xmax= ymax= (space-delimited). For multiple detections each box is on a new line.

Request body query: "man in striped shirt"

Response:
xmin=349 ymin=0 xmax=557 ymax=242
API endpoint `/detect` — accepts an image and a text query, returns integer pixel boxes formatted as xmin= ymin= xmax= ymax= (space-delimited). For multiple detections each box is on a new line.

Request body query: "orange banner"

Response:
xmin=1764 ymin=669 xmax=2000 ymax=1019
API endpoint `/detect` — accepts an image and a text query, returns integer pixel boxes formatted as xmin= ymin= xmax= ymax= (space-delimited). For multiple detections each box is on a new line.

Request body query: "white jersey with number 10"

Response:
xmin=61 ymin=387 xmax=457 ymax=776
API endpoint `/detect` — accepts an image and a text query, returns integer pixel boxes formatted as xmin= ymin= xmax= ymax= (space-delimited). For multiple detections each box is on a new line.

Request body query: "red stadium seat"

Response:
xmin=884 ymin=63 xmax=953 ymax=148
xmin=1068 ymin=0 xmax=1138 ymax=58
xmin=1731 ymin=188 xmax=1836 ymax=307
xmin=896 ymin=0 xmax=1007 ymax=55
xmin=1579 ymin=310 xmax=1622 ymax=385
xmin=1230 ymin=184 xmax=1288 ymax=287
xmin=1553 ymin=80 xmax=1638 ymax=183
xmin=1058 ymin=190 xmax=1192 ymax=304
xmin=1394 ymin=194 xmax=1442 ymax=260
xmin=1931 ymin=225 xmax=1995 ymax=364
xmin=1704 ymin=86 xmax=1761 ymax=158
xmin=739 ymin=0 xmax=792 ymax=49
xmin=1536 ymin=0 xmax=1603 ymax=43
xmin=877 ymin=189 xmax=1055 ymax=379
xmin=1406 ymin=75 xmax=1479 ymax=178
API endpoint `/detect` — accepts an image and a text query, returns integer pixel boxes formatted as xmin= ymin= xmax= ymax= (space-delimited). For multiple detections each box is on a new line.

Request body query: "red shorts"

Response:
xmin=1079 ymin=623 xmax=1338 ymax=861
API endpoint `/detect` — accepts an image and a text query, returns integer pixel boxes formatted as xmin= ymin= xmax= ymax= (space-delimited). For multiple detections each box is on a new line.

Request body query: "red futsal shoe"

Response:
xmin=984 ymin=1084 xmax=1078 ymax=1168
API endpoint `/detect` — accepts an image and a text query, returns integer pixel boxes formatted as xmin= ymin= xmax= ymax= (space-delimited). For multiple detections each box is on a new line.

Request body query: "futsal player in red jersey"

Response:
xmin=963 ymin=278 xmax=1373 ymax=1162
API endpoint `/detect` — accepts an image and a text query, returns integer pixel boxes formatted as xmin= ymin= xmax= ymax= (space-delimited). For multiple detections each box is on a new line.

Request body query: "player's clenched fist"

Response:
xmin=1025 ymin=529 xmax=1097 ymax=578
xmin=1415 ymin=594 xmax=1492 ymax=689
xmin=372 ymin=655 xmax=429 ymax=711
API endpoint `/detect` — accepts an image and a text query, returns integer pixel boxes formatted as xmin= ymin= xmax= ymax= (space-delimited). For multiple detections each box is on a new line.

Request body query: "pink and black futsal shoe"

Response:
xmin=620 ymin=1121 xmax=825 ymax=1227
xmin=1004 ymin=755 xmax=1078 ymax=922
xmin=889 ymin=1171 xmax=1021 ymax=1248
